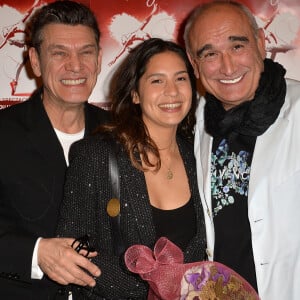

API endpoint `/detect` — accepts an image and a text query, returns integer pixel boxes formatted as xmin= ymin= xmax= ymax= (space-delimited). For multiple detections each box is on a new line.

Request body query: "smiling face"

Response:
xmin=29 ymin=23 xmax=102 ymax=108
xmin=132 ymin=51 xmax=192 ymax=132
xmin=188 ymin=4 xmax=266 ymax=110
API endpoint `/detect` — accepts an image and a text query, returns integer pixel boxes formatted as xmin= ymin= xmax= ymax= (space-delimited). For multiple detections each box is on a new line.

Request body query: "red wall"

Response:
xmin=0 ymin=0 xmax=299 ymax=108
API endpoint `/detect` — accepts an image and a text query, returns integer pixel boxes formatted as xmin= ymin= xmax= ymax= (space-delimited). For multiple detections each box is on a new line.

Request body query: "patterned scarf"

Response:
xmin=204 ymin=58 xmax=286 ymax=137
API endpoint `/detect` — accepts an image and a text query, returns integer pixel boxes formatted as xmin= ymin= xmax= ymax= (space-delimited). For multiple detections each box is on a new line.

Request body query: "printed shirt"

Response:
xmin=211 ymin=133 xmax=258 ymax=291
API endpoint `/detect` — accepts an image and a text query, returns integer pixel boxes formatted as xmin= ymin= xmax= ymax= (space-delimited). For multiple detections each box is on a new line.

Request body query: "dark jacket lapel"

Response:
xmin=118 ymin=147 xmax=157 ymax=247
xmin=84 ymin=103 xmax=111 ymax=137
xmin=24 ymin=90 xmax=66 ymax=170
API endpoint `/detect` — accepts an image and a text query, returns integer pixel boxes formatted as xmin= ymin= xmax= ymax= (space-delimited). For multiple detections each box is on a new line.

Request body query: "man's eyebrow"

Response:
xmin=47 ymin=44 xmax=67 ymax=51
xmin=196 ymin=44 xmax=213 ymax=58
xmin=229 ymin=35 xmax=249 ymax=43
xmin=47 ymin=44 xmax=97 ymax=51
xmin=196 ymin=35 xmax=249 ymax=58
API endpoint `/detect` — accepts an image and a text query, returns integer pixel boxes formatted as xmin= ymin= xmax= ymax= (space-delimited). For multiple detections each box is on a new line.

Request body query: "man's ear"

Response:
xmin=187 ymin=52 xmax=200 ymax=79
xmin=96 ymin=47 xmax=102 ymax=75
xmin=29 ymin=47 xmax=42 ymax=77
xmin=132 ymin=91 xmax=140 ymax=104
xmin=257 ymin=28 xmax=267 ymax=60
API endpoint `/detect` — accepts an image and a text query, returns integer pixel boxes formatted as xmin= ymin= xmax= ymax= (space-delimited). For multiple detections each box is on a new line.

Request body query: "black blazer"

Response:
xmin=0 ymin=90 xmax=110 ymax=300
xmin=57 ymin=134 xmax=207 ymax=299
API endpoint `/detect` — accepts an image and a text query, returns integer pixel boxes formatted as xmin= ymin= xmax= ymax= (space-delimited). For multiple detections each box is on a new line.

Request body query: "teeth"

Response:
xmin=220 ymin=75 xmax=242 ymax=84
xmin=159 ymin=103 xmax=181 ymax=109
xmin=61 ymin=78 xmax=86 ymax=85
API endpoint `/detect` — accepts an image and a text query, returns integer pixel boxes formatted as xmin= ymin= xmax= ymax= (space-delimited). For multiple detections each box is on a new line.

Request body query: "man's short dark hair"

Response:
xmin=29 ymin=0 xmax=100 ymax=53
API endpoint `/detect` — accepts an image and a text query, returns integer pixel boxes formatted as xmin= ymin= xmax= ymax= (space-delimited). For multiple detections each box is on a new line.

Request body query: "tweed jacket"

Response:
xmin=57 ymin=133 xmax=207 ymax=299
xmin=0 ymin=90 xmax=110 ymax=300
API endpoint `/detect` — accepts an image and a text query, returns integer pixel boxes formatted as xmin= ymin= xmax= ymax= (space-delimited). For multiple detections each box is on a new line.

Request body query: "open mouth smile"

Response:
xmin=61 ymin=78 xmax=86 ymax=85
xmin=219 ymin=75 xmax=243 ymax=84
xmin=159 ymin=103 xmax=182 ymax=109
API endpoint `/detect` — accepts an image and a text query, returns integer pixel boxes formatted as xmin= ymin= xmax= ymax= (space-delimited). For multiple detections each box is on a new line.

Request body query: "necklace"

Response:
xmin=158 ymin=140 xmax=177 ymax=180
xmin=160 ymin=156 xmax=174 ymax=180
xmin=166 ymin=167 xmax=173 ymax=180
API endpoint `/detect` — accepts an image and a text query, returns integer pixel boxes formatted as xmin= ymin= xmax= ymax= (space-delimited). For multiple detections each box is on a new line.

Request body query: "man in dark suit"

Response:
xmin=0 ymin=1 xmax=109 ymax=298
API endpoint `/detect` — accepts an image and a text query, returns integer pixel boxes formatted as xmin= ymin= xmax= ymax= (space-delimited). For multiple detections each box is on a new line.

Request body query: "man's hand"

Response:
xmin=38 ymin=237 xmax=101 ymax=286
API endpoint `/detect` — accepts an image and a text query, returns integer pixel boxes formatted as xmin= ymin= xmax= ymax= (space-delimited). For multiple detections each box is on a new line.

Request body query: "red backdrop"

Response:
xmin=0 ymin=0 xmax=299 ymax=108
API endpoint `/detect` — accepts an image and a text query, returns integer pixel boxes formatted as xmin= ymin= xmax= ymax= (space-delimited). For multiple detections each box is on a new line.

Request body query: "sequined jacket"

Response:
xmin=56 ymin=133 xmax=207 ymax=299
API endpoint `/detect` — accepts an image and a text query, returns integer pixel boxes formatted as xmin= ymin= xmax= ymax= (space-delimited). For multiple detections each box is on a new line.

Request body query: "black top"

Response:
xmin=211 ymin=133 xmax=258 ymax=291
xmin=151 ymin=198 xmax=196 ymax=251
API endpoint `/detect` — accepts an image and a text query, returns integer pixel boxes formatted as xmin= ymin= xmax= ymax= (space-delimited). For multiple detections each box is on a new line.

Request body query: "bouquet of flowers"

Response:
xmin=124 ymin=237 xmax=259 ymax=300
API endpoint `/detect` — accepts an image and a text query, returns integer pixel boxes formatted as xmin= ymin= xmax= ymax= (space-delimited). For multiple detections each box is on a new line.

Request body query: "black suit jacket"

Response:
xmin=0 ymin=90 xmax=110 ymax=299
xmin=57 ymin=134 xmax=207 ymax=299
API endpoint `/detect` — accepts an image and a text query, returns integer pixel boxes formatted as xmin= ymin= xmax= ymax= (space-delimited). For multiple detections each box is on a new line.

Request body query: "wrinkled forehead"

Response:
xmin=188 ymin=4 xmax=252 ymax=53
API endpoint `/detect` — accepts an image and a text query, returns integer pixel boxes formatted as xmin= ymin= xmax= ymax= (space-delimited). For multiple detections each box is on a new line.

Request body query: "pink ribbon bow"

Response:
xmin=125 ymin=237 xmax=186 ymax=299
xmin=125 ymin=237 xmax=260 ymax=300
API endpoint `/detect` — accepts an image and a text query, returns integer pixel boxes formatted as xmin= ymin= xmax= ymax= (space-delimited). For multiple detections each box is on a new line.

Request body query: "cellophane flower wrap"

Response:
xmin=125 ymin=237 xmax=260 ymax=300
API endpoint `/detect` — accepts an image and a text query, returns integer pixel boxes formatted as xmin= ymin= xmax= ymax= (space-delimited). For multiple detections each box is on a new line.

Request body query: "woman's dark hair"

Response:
xmin=105 ymin=38 xmax=198 ymax=171
xmin=29 ymin=0 xmax=100 ymax=54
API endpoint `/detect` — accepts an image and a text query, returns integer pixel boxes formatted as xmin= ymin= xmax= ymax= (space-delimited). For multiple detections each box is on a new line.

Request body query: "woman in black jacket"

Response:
xmin=56 ymin=38 xmax=206 ymax=299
